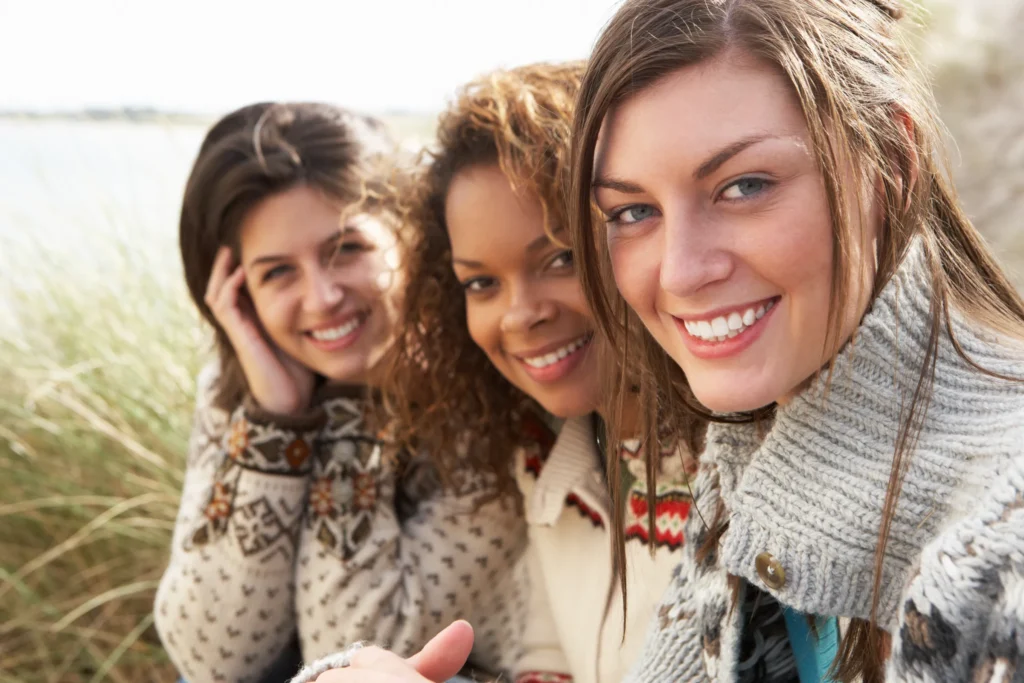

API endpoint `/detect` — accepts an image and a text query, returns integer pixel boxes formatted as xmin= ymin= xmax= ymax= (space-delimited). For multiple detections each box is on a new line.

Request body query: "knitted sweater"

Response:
xmin=291 ymin=414 xmax=696 ymax=683
xmin=154 ymin=369 xmax=529 ymax=683
xmin=513 ymin=415 xmax=694 ymax=683
xmin=627 ymin=240 xmax=1024 ymax=682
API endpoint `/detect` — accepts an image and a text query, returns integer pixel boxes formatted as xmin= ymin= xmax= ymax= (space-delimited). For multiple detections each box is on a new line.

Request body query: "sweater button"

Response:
xmin=755 ymin=552 xmax=786 ymax=590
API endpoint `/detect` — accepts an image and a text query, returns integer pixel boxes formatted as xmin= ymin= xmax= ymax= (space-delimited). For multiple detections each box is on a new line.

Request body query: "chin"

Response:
xmin=691 ymin=383 xmax=777 ymax=415
xmin=319 ymin=359 xmax=371 ymax=385
xmin=534 ymin=393 xmax=595 ymax=420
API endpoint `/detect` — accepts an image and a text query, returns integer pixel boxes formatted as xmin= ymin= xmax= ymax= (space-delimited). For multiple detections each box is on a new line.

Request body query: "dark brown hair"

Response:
xmin=179 ymin=102 xmax=397 ymax=411
xmin=379 ymin=63 xmax=584 ymax=496
xmin=567 ymin=0 xmax=1024 ymax=680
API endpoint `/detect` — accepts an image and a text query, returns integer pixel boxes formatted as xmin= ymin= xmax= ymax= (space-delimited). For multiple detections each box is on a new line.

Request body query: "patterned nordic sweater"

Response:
xmin=291 ymin=414 xmax=697 ymax=683
xmin=154 ymin=370 xmax=529 ymax=683
xmin=626 ymin=239 xmax=1024 ymax=682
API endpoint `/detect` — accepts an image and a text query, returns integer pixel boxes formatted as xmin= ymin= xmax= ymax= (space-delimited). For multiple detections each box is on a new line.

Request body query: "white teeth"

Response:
xmin=311 ymin=316 xmax=362 ymax=342
xmin=523 ymin=336 xmax=589 ymax=368
xmin=685 ymin=300 xmax=776 ymax=343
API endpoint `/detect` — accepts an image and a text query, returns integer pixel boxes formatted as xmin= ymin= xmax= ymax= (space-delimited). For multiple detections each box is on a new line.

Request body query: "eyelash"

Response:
xmin=548 ymin=249 xmax=574 ymax=270
xmin=460 ymin=276 xmax=496 ymax=294
xmin=602 ymin=176 xmax=774 ymax=227
xmin=458 ymin=250 xmax=574 ymax=296
xmin=262 ymin=265 xmax=292 ymax=283
xmin=337 ymin=241 xmax=367 ymax=254
xmin=261 ymin=240 xmax=368 ymax=284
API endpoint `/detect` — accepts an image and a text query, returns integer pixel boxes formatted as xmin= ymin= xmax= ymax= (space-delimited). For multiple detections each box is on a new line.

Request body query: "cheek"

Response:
xmin=609 ymin=238 xmax=660 ymax=315
xmin=464 ymin=303 xmax=500 ymax=358
xmin=250 ymin=289 xmax=297 ymax=337
xmin=556 ymin=278 xmax=593 ymax=325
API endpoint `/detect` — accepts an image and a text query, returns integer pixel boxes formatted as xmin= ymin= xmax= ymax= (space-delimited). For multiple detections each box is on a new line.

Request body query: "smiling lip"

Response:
xmin=673 ymin=296 xmax=779 ymax=360
xmin=513 ymin=334 xmax=594 ymax=383
xmin=304 ymin=311 xmax=368 ymax=352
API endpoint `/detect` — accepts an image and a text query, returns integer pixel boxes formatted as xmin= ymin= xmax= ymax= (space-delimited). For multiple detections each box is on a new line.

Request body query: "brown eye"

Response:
xmin=262 ymin=265 xmax=292 ymax=282
xmin=548 ymin=249 xmax=574 ymax=269
xmin=461 ymin=276 xmax=497 ymax=294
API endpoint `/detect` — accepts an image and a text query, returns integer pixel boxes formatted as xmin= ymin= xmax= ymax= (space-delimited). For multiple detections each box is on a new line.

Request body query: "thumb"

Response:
xmin=408 ymin=620 xmax=475 ymax=682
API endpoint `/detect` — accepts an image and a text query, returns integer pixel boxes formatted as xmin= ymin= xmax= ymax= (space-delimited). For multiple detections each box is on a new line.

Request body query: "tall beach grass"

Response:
xmin=0 ymin=221 xmax=201 ymax=681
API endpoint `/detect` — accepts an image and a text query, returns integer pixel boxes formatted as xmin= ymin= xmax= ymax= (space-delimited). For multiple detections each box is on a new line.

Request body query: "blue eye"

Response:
xmin=612 ymin=204 xmax=657 ymax=224
xmin=720 ymin=177 xmax=769 ymax=200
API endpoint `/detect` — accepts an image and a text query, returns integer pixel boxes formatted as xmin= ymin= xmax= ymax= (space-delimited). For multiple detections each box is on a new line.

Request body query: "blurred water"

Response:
xmin=0 ymin=119 xmax=206 ymax=251
xmin=0 ymin=120 xmax=208 ymax=330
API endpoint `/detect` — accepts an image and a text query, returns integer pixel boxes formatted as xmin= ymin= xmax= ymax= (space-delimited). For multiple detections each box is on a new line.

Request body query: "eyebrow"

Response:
xmin=451 ymin=233 xmax=555 ymax=268
xmin=592 ymin=133 xmax=777 ymax=193
xmin=247 ymin=228 xmax=351 ymax=268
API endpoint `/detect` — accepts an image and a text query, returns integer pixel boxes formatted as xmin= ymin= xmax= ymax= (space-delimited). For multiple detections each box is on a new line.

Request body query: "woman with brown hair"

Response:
xmin=155 ymin=102 xmax=528 ymax=683
xmin=290 ymin=63 xmax=699 ymax=683
xmin=566 ymin=0 xmax=1024 ymax=681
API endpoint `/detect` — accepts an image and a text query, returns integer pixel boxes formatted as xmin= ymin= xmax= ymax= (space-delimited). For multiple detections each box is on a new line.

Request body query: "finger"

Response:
xmin=408 ymin=620 xmax=474 ymax=682
xmin=214 ymin=265 xmax=247 ymax=316
xmin=349 ymin=646 xmax=417 ymax=675
xmin=314 ymin=669 xmax=411 ymax=683
xmin=204 ymin=246 xmax=234 ymax=305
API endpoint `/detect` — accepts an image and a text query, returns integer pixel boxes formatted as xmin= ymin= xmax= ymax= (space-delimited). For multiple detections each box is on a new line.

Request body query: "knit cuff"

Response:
xmin=225 ymin=401 xmax=323 ymax=476
xmin=241 ymin=394 xmax=327 ymax=432
xmin=516 ymin=673 xmax=574 ymax=683
xmin=289 ymin=642 xmax=365 ymax=683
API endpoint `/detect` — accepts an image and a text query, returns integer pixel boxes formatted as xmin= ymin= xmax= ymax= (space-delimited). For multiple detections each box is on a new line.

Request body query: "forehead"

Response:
xmin=445 ymin=165 xmax=550 ymax=262
xmin=595 ymin=50 xmax=807 ymax=179
xmin=239 ymin=185 xmax=390 ymax=255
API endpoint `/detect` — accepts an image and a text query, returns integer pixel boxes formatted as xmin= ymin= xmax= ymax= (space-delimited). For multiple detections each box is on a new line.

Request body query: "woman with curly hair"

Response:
xmin=290 ymin=63 xmax=700 ymax=683
xmin=156 ymin=101 xmax=530 ymax=683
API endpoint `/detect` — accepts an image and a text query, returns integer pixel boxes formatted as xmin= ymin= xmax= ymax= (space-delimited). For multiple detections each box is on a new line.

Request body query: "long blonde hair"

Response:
xmin=567 ymin=0 xmax=1024 ymax=680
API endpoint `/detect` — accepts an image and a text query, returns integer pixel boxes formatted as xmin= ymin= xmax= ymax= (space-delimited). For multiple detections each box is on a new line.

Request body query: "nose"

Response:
xmin=659 ymin=210 xmax=733 ymax=297
xmin=500 ymin=281 xmax=556 ymax=334
xmin=304 ymin=268 xmax=344 ymax=313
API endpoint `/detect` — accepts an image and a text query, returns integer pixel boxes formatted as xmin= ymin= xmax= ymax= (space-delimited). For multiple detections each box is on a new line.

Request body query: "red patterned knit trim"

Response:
xmin=623 ymin=489 xmax=690 ymax=549
xmin=516 ymin=672 xmax=574 ymax=683
xmin=521 ymin=411 xmax=557 ymax=479
xmin=566 ymin=493 xmax=605 ymax=528
xmin=524 ymin=450 xmax=545 ymax=478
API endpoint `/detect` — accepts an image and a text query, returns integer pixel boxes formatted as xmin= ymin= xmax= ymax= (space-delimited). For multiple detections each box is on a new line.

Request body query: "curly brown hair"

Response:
xmin=379 ymin=62 xmax=584 ymax=496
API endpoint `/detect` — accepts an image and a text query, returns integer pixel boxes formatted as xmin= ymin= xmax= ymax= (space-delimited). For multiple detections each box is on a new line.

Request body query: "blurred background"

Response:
xmin=0 ymin=1 xmax=1021 ymax=680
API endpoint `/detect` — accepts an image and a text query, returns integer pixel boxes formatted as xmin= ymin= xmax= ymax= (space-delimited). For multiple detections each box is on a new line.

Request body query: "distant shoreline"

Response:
xmin=0 ymin=109 xmax=438 ymax=140
xmin=0 ymin=109 xmax=213 ymax=124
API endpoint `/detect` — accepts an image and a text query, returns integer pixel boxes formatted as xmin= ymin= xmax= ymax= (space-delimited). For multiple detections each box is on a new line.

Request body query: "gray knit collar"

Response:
xmin=703 ymin=238 xmax=1024 ymax=625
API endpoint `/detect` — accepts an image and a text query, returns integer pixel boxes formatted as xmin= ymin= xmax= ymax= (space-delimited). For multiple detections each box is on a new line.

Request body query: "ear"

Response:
xmin=892 ymin=106 xmax=919 ymax=207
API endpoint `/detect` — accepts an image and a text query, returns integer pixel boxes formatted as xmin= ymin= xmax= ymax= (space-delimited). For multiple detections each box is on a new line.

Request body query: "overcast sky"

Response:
xmin=0 ymin=0 xmax=622 ymax=114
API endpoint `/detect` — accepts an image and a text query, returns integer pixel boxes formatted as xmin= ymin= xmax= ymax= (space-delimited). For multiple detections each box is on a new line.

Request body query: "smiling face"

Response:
xmin=593 ymin=50 xmax=878 ymax=413
xmin=239 ymin=184 xmax=399 ymax=385
xmin=445 ymin=164 xmax=601 ymax=418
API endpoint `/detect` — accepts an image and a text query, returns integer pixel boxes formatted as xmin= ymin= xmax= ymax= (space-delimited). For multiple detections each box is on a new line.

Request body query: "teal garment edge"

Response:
xmin=781 ymin=607 xmax=840 ymax=683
